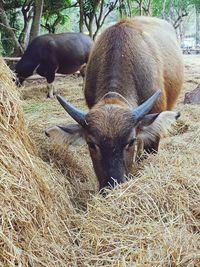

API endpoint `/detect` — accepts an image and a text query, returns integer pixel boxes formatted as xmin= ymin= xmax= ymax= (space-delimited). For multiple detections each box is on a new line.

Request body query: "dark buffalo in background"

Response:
xmin=15 ymin=32 xmax=93 ymax=97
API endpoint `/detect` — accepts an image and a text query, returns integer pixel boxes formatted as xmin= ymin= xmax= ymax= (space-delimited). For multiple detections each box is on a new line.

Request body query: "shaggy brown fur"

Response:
xmin=47 ymin=17 xmax=183 ymax=189
xmin=84 ymin=17 xmax=183 ymax=111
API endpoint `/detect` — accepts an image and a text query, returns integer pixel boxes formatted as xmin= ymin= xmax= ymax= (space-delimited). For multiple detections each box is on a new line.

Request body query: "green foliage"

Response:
xmin=43 ymin=0 xmax=72 ymax=16
xmin=83 ymin=0 xmax=99 ymax=19
xmin=0 ymin=0 xmax=199 ymax=55
xmin=42 ymin=0 xmax=72 ymax=32
xmin=0 ymin=5 xmax=23 ymax=56
xmin=152 ymin=0 xmax=169 ymax=17
xmin=193 ymin=0 xmax=200 ymax=10
xmin=3 ymin=0 xmax=25 ymax=10
xmin=152 ymin=0 xmax=195 ymax=18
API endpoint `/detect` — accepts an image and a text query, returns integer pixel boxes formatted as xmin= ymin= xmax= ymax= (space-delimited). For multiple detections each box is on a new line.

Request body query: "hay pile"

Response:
xmin=74 ymin=140 xmax=200 ymax=265
xmin=1 ymin=55 xmax=200 ymax=266
xmin=0 ymin=57 xmax=78 ymax=266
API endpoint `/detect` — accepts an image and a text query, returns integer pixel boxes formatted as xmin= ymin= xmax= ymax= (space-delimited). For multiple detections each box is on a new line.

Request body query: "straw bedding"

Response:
xmin=0 ymin=58 xmax=77 ymax=266
xmin=0 ymin=55 xmax=200 ymax=266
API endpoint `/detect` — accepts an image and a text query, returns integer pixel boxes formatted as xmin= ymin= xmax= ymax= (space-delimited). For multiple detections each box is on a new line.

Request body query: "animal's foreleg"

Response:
xmin=46 ymin=68 xmax=57 ymax=98
xmin=144 ymin=137 xmax=160 ymax=155
xmin=47 ymin=82 xmax=56 ymax=98
xmin=136 ymin=136 xmax=160 ymax=162
xmin=136 ymin=139 xmax=144 ymax=162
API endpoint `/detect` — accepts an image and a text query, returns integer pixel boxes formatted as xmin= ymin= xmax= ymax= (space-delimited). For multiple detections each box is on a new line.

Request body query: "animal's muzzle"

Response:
xmin=15 ymin=76 xmax=25 ymax=87
xmin=100 ymin=174 xmax=126 ymax=190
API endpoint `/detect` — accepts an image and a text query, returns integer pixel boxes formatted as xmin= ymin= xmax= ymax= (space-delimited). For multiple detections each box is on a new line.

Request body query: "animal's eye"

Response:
xmin=125 ymin=139 xmax=136 ymax=149
xmin=87 ymin=142 xmax=97 ymax=150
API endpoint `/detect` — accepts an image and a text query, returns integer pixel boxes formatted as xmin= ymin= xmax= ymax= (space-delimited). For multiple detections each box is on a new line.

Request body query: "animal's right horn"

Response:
xmin=57 ymin=95 xmax=87 ymax=127
xmin=133 ymin=90 xmax=161 ymax=122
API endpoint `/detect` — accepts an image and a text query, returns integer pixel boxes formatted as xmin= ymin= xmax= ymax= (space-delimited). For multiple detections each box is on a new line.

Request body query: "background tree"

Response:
xmin=118 ymin=0 xmax=133 ymax=17
xmin=0 ymin=0 xmax=23 ymax=55
xmin=18 ymin=0 xmax=34 ymax=49
xmin=0 ymin=0 xmax=200 ymax=56
xmin=29 ymin=0 xmax=44 ymax=43
xmin=194 ymin=1 xmax=200 ymax=46
xmin=78 ymin=0 xmax=84 ymax=32
xmin=152 ymin=0 xmax=192 ymax=42
xmin=41 ymin=0 xmax=74 ymax=34
xmin=81 ymin=0 xmax=119 ymax=39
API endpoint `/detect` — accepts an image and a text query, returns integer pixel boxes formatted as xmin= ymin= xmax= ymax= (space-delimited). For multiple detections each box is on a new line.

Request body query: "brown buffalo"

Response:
xmin=46 ymin=17 xmax=183 ymax=190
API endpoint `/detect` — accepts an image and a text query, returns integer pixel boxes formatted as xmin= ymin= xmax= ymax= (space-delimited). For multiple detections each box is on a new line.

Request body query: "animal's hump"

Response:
xmin=110 ymin=16 xmax=174 ymax=36
xmin=111 ymin=17 xmax=142 ymax=32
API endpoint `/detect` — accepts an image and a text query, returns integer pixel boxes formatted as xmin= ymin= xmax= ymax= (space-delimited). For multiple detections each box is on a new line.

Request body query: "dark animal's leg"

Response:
xmin=136 ymin=137 xmax=160 ymax=162
xmin=79 ymin=64 xmax=86 ymax=78
xmin=37 ymin=62 xmax=57 ymax=98
xmin=136 ymin=139 xmax=144 ymax=162
xmin=47 ymin=62 xmax=59 ymax=98
xmin=46 ymin=83 xmax=55 ymax=98
xmin=144 ymin=136 xmax=160 ymax=154
xmin=78 ymin=64 xmax=86 ymax=90
xmin=46 ymin=73 xmax=56 ymax=98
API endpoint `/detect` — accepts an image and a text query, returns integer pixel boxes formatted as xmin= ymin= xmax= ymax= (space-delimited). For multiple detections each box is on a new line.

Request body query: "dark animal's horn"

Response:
xmin=133 ymin=90 xmax=161 ymax=122
xmin=56 ymin=95 xmax=87 ymax=126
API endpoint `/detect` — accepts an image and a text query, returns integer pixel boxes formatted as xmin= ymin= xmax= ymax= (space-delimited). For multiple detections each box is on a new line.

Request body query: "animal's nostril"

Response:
xmin=176 ymin=112 xmax=181 ymax=119
xmin=107 ymin=177 xmax=125 ymax=188
xmin=99 ymin=188 xmax=108 ymax=197
xmin=45 ymin=130 xmax=50 ymax=137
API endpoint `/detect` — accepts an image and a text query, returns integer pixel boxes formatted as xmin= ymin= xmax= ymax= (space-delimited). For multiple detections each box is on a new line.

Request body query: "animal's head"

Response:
xmin=15 ymin=59 xmax=36 ymax=86
xmin=14 ymin=63 xmax=27 ymax=86
xmin=46 ymin=91 xmax=180 ymax=190
xmin=14 ymin=74 xmax=25 ymax=87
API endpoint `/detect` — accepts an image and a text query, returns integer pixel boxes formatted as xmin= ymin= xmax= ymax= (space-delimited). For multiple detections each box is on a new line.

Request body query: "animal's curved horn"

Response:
xmin=133 ymin=90 xmax=161 ymax=122
xmin=57 ymin=95 xmax=87 ymax=127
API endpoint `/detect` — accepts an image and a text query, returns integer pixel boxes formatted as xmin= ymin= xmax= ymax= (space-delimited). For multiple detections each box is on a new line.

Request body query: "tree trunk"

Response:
xmin=29 ymin=0 xmax=44 ymax=44
xmin=19 ymin=17 xmax=32 ymax=49
xmin=88 ymin=19 xmax=94 ymax=38
xmin=78 ymin=0 xmax=84 ymax=32
xmin=139 ymin=0 xmax=143 ymax=16
xmin=178 ymin=23 xmax=184 ymax=44
xmin=127 ymin=0 xmax=132 ymax=17
xmin=146 ymin=0 xmax=152 ymax=16
xmin=196 ymin=6 xmax=200 ymax=46
xmin=19 ymin=6 xmax=33 ymax=49
xmin=161 ymin=0 xmax=167 ymax=19
xmin=0 ymin=1 xmax=23 ymax=56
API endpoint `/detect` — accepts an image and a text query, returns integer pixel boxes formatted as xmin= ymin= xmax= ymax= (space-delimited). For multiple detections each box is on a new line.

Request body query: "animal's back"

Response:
xmin=84 ymin=17 xmax=183 ymax=111
xmin=133 ymin=16 xmax=183 ymax=110
xmin=25 ymin=33 xmax=92 ymax=69
xmin=15 ymin=32 xmax=93 ymax=79
xmin=50 ymin=33 xmax=93 ymax=73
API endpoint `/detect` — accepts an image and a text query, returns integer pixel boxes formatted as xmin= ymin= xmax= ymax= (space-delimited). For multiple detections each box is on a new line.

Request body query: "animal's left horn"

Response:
xmin=57 ymin=95 xmax=87 ymax=127
xmin=133 ymin=90 xmax=161 ymax=122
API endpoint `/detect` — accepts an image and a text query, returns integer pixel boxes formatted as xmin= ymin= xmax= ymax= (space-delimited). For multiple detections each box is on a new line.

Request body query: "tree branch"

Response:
xmin=93 ymin=0 xmax=118 ymax=39
xmin=0 ymin=1 xmax=23 ymax=55
xmin=173 ymin=10 xmax=188 ymax=29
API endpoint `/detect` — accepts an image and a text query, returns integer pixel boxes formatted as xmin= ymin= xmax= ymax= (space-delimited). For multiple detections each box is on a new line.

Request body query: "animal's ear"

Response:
xmin=137 ymin=111 xmax=180 ymax=144
xmin=45 ymin=124 xmax=86 ymax=146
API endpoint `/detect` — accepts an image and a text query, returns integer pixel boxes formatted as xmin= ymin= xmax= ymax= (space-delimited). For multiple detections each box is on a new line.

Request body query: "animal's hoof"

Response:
xmin=46 ymin=93 xmax=54 ymax=99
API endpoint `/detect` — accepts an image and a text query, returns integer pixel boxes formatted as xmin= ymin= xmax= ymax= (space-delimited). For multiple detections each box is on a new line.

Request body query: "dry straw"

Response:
xmin=0 ymin=55 xmax=200 ymax=266
xmin=0 ymin=57 xmax=79 ymax=266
